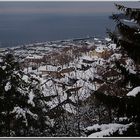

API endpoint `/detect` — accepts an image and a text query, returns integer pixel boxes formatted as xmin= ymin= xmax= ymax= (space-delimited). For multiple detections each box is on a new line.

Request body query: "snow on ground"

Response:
xmin=105 ymin=38 xmax=111 ymax=42
xmin=127 ymin=86 xmax=140 ymax=97
xmin=86 ymin=123 xmax=132 ymax=137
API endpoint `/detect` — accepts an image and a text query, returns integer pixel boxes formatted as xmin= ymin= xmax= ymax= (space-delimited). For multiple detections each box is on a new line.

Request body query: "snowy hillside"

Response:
xmin=0 ymin=36 xmax=137 ymax=137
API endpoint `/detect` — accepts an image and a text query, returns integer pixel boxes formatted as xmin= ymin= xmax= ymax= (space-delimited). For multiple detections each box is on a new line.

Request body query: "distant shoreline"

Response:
xmin=0 ymin=35 xmax=109 ymax=50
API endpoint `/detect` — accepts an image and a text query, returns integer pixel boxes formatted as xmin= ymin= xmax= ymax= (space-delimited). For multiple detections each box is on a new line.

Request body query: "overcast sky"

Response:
xmin=0 ymin=1 xmax=139 ymax=15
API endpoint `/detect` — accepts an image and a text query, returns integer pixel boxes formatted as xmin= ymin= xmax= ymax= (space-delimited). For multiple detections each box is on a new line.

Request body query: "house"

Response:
xmin=25 ymin=55 xmax=43 ymax=62
xmin=24 ymin=55 xmax=43 ymax=67
xmin=89 ymin=49 xmax=112 ymax=60
xmin=60 ymin=67 xmax=75 ymax=74
xmin=89 ymin=77 xmax=104 ymax=85
xmin=65 ymin=86 xmax=82 ymax=97
xmin=40 ymin=70 xmax=65 ymax=79
xmin=82 ymin=59 xmax=95 ymax=64
xmin=102 ymin=69 xmax=121 ymax=81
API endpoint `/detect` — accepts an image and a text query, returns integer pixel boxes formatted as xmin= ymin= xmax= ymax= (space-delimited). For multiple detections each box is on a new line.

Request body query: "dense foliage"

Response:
xmin=0 ymin=54 xmax=52 ymax=136
xmin=92 ymin=3 xmax=140 ymax=136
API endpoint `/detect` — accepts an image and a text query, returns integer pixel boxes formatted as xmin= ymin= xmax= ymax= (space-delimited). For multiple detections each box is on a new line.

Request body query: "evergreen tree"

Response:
xmin=0 ymin=54 xmax=52 ymax=136
xmin=87 ymin=3 xmax=140 ymax=137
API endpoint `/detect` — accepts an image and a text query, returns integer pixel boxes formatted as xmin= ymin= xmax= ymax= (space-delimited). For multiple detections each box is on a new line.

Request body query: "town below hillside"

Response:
xmin=0 ymin=37 xmax=136 ymax=137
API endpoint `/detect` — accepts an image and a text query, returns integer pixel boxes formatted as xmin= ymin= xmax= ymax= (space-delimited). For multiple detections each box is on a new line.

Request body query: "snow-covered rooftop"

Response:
xmin=26 ymin=55 xmax=43 ymax=59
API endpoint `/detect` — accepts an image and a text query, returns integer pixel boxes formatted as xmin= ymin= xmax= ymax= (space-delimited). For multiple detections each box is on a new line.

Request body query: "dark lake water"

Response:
xmin=0 ymin=13 xmax=114 ymax=48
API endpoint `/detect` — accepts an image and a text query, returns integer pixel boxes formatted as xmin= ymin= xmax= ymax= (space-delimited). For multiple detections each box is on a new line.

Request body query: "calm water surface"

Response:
xmin=0 ymin=13 xmax=115 ymax=47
